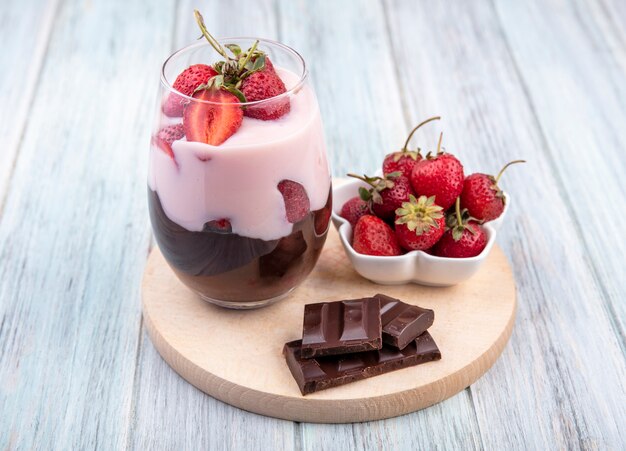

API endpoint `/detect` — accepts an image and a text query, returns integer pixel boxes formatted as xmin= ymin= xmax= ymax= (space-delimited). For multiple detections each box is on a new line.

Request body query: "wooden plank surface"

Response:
xmin=0 ymin=0 xmax=624 ymax=449
xmin=0 ymin=0 xmax=60 ymax=209
xmin=384 ymin=0 xmax=626 ymax=449
xmin=0 ymin=0 xmax=173 ymax=448
xmin=493 ymin=0 xmax=626 ymax=343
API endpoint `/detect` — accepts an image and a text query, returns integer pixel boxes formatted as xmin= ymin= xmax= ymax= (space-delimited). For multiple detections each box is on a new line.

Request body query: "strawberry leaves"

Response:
xmin=224 ymin=43 xmax=242 ymax=57
xmin=395 ymin=195 xmax=444 ymax=234
xmin=194 ymin=10 xmax=267 ymax=103
xmin=348 ymin=172 xmax=401 ymax=205
xmin=445 ymin=197 xmax=481 ymax=241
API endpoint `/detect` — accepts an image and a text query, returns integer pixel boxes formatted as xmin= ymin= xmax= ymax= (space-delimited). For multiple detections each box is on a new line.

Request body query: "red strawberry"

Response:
xmin=340 ymin=197 xmax=370 ymax=227
xmin=183 ymin=88 xmax=243 ymax=145
xmin=410 ymin=133 xmax=464 ymax=210
xmin=461 ymin=160 xmax=525 ymax=222
xmin=203 ymin=218 xmax=232 ymax=233
xmin=348 ymin=172 xmax=413 ymax=221
xmin=314 ymin=203 xmax=332 ymax=235
xmin=382 ymin=117 xmax=441 ymax=176
xmin=394 ymin=195 xmax=445 ymax=251
xmin=241 ymin=57 xmax=290 ymax=120
xmin=163 ymin=64 xmax=218 ymax=117
xmin=382 ymin=152 xmax=422 ymax=177
xmin=152 ymin=124 xmax=185 ymax=159
xmin=352 ymin=215 xmax=402 ymax=256
xmin=432 ymin=222 xmax=486 ymax=258
xmin=372 ymin=175 xmax=413 ymax=220
xmin=278 ymin=180 xmax=310 ymax=223
xmin=432 ymin=198 xmax=487 ymax=257
xmin=190 ymin=12 xmax=290 ymax=121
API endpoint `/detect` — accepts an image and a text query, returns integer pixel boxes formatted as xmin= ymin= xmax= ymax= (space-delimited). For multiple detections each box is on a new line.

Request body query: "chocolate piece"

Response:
xmin=300 ymin=298 xmax=382 ymax=358
xmin=283 ymin=332 xmax=441 ymax=395
xmin=376 ymin=294 xmax=435 ymax=350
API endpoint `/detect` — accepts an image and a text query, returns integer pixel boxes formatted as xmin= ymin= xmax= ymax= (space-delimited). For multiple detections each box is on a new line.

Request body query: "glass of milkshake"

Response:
xmin=148 ymin=12 xmax=331 ymax=309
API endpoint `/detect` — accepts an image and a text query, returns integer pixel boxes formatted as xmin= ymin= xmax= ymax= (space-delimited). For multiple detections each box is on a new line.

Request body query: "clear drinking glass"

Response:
xmin=148 ymin=39 xmax=332 ymax=309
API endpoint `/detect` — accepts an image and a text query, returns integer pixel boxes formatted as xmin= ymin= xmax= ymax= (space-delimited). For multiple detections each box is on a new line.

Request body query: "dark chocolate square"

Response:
xmin=284 ymin=331 xmax=442 ymax=395
xmin=300 ymin=298 xmax=382 ymax=358
xmin=376 ymin=294 xmax=435 ymax=350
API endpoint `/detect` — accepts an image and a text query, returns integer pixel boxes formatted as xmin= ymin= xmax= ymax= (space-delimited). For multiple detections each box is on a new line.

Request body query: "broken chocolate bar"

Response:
xmin=300 ymin=298 xmax=382 ymax=358
xmin=376 ymin=294 xmax=435 ymax=350
xmin=283 ymin=331 xmax=441 ymax=395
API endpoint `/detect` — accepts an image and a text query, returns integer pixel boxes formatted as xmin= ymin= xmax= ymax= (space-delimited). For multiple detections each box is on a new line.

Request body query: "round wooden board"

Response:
xmin=142 ymin=226 xmax=516 ymax=423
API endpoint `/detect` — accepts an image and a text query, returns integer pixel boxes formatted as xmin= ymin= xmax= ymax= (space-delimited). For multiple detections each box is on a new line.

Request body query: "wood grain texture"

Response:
xmin=493 ymin=0 xmax=626 ymax=345
xmin=141 ymin=226 xmax=516 ymax=422
xmin=0 ymin=0 xmax=624 ymax=449
xmin=129 ymin=329 xmax=296 ymax=451
xmin=0 ymin=0 xmax=174 ymax=448
xmin=0 ymin=0 xmax=60 ymax=209
xmin=384 ymin=0 xmax=626 ymax=449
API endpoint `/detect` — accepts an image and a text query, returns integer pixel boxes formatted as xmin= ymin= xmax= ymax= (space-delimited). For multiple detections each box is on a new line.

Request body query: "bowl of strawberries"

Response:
xmin=331 ymin=117 xmax=524 ymax=286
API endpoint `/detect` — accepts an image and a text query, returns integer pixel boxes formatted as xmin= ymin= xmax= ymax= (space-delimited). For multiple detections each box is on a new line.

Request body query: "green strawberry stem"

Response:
xmin=436 ymin=132 xmax=443 ymax=155
xmin=455 ymin=196 xmax=462 ymax=227
xmin=347 ymin=173 xmax=397 ymax=204
xmin=238 ymin=40 xmax=259 ymax=71
xmin=194 ymin=9 xmax=263 ymax=81
xmin=194 ymin=10 xmax=230 ymax=59
xmin=347 ymin=173 xmax=400 ymax=185
xmin=347 ymin=173 xmax=375 ymax=187
xmin=495 ymin=159 xmax=526 ymax=184
xmin=450 ymin=196 xmax=477 ymax=240
xmin=402 ymin=116 xmax=441 ymax=151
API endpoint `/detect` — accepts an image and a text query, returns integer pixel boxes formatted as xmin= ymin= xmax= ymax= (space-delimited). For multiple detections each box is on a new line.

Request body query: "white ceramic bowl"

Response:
xmin=331 ymin=178 xmax=508 ymax=286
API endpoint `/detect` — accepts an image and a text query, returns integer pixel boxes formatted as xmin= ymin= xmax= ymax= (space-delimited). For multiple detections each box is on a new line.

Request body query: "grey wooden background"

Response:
xmin=1 ymin=0 xmax=625 ymax=449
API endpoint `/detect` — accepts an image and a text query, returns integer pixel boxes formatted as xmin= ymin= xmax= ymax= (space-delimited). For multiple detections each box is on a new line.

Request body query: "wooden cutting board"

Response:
xmin=142 ymin=223 xmax=516 ymax=423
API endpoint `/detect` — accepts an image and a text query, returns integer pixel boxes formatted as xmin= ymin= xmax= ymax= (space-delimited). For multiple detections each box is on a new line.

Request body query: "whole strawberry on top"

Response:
xmin=347 ymin=172 xmax=413 ymax=221
xmin=410 ymin=132 xmax=464 ymax=210
xmin=461 ymin=160 xmax=525 ymax=222
xmin=432 ymin=198 xmax=487 ymax=258
xmin=352 ymin=215 xmax=402 ymax=257
xmin=382 ymin=116 xmax=440 ymax=176
xmin=241 ymin=58 xmax=290 ymax=120
xmin=394 ymin=195 xmax=445 ymax=251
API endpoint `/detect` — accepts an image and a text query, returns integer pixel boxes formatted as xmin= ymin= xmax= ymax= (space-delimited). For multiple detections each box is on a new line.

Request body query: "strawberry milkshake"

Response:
xmin=148 ymin=12 xmax=331 ymax=308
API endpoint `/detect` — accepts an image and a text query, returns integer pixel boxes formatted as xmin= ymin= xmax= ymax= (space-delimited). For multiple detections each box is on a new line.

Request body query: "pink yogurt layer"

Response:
xmin=148 ymin=68 xmax=331 ymax=241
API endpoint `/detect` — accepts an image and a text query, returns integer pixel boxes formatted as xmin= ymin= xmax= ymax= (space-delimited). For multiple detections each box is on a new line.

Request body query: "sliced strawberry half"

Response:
xmin=183 ymin=89 xmax=243 ymax=146
xmin=278 ymin=180 xmax=310 ymax=223
xmin=152 ymin=124 xmax=185 ymax=159
xmin=163 ymin=64 xmax=218 ymax=117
